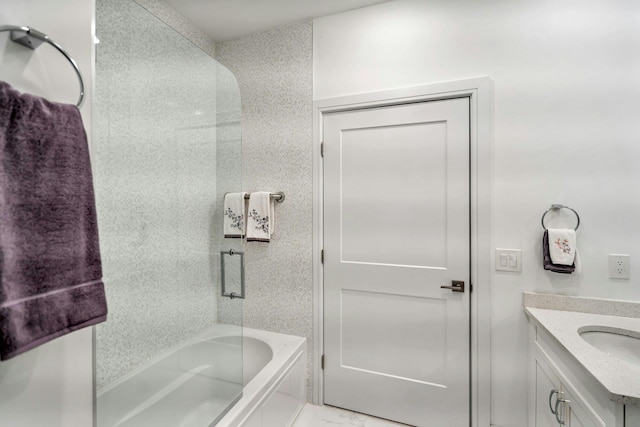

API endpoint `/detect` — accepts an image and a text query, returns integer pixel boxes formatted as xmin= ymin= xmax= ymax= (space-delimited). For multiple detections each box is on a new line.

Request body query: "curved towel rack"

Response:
xmin=541 ymin=204 xmax=580 ymax=231
xmin=0 ymin=25 xmax=85 ymax=108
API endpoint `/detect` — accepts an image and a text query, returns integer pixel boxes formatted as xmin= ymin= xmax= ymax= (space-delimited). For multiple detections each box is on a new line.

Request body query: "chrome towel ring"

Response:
xmin=541 ymin=204 xmax=580 ymax=231
xmin=0 ymin=25 xmax=85 ymax=108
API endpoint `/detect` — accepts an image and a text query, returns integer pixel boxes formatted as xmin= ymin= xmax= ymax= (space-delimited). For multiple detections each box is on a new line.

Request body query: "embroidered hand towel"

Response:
xmin=247 ymin=192 xmax=275 ymax=242
xmin=543 ymin=230 xmax=575 ymax=274
xmin=0 ymin=81 xmax=107 ymax=360
xmin=223 ymin=192 xmax=247 ymax=238
xmin=548 ymin=228 xmax=576 ymax=266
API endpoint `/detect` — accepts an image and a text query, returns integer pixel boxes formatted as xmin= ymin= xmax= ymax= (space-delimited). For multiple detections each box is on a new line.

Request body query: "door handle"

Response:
xmin=440 ymin=280 xmax=465 ymax=293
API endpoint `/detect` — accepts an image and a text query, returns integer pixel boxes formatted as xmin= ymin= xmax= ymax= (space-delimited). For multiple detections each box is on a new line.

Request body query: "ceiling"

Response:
xmin=163 ymin=0 xmax=392 ymax=41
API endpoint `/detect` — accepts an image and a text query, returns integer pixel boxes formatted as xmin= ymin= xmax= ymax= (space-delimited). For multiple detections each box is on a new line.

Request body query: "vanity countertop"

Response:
xmin=524 ymin=293 xmax=640 ymax=406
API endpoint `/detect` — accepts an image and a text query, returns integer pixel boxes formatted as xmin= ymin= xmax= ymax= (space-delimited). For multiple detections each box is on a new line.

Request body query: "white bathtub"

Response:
xmin=97 ymin=325 xmax=306 ymax=427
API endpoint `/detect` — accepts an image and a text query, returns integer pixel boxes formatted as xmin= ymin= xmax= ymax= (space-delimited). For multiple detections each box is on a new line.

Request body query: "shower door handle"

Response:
xmin=440 ymin=280 xmax=465 ymax=293
xmin=220 ymin=250 xmax=245 ymax=299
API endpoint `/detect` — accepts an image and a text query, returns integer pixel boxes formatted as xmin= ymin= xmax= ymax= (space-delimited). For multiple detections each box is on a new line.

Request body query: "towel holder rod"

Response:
xmin=0 ymin=25 xmax=85 ymax=108
xmin=541 ymin=204 xmax=580 ymax=231
xmin=243 ymin=191 xmax=285 ymax=203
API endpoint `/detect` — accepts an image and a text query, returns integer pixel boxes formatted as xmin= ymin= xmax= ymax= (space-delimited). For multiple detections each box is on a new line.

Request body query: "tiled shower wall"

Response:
xmin=215 ymin=21 xmax=314 ymax=398
xmin=94 ymin=0 xmax=223 ymax=388
xmin=134 ymin=0 xmax=216 ymax=57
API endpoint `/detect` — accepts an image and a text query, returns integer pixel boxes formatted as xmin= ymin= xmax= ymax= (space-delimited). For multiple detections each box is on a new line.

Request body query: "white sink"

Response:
xmin=579 ymin=326 xmax=640 ymax=365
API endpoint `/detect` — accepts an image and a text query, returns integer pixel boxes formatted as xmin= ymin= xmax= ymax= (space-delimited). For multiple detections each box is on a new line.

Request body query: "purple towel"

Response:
xmin=0 ymin=81 xmax=107 ymax=360
xmin=543 ymin=230 xmax=575 ymax=274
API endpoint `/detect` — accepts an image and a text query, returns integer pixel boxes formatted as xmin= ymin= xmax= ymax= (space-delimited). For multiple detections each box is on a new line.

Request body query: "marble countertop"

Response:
xmin=524 ymin=298 xmax=640 ymax=406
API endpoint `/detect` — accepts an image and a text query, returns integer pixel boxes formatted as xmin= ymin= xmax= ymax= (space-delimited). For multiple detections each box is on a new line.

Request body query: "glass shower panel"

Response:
xmin=94 ymin=1 xmax=243 ymax=426
xmin=215 ymin=61 xmax=244 ymax=327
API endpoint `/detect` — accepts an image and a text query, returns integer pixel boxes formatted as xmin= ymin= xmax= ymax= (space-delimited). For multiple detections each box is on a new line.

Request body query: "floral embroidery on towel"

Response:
xmin=224 ymin=207 xmax=244 ymax=232
xmin=249 ymin=209 xmax=269 ymax=234
xmin=554 ymin=238 xmax=572 ymax=255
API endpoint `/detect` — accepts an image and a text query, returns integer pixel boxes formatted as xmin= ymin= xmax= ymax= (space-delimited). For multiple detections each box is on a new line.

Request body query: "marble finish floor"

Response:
xmin=292 ymin=404 xmax=407 ymax=426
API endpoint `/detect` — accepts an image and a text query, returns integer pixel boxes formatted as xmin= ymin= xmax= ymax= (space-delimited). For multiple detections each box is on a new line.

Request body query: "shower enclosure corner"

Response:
xmin=93 ymin=1 xmax=244 ymax=426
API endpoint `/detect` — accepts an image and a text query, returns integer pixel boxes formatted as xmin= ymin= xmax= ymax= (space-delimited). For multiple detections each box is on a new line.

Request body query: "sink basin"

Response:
xmin=579 ymin=326 xmax=640 ymax=365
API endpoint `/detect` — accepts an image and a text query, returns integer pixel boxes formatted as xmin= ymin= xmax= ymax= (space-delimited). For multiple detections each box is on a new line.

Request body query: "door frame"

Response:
xmin=312 ymin=77 xmax=493 ymax=427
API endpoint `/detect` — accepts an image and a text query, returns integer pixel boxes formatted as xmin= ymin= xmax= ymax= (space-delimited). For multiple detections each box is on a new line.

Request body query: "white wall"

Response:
xmin=314 ymin=1 xmax=640 ymax=426
xmin=0 ymin=0 xmax=95 ymax=426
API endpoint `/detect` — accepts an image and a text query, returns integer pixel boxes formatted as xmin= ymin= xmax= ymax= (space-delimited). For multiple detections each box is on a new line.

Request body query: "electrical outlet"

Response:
xmin=608 ymin=254 xmax=630 ymax=279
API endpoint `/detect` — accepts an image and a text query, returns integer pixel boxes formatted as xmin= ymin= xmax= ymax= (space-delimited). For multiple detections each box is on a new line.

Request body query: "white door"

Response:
xmin=323 ymin=97 xmax=470 ymax=427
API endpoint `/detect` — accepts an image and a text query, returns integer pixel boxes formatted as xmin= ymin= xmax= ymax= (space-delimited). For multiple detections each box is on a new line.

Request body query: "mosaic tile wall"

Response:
xmin=94 ymin=0 xmax=230 ymax=388
xmin=215 ymin=20 xmax=314 ymax=398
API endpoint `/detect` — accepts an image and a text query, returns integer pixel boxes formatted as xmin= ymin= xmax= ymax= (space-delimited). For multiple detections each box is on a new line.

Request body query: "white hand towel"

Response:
xmin=223 ymin=192 xmax=247 ymax=238
xmin=247 ymin=192 xmax=275 ymax=242
xmin=548 ymin=228 xmax=577 ymax=266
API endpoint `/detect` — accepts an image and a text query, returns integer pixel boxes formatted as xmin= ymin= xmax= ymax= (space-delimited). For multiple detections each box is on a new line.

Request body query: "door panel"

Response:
xmin=340 ymin=121 xmax=448 ymax=268
xmin=340 ymin=289 xmax=447 ymax=385
xmin=323 ymin=97 xmax=470 ymax=426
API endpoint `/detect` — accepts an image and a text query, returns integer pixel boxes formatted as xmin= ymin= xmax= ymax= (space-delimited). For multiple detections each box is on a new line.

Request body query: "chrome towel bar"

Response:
xmin=243 ymin=191 xmax=285 ymax=203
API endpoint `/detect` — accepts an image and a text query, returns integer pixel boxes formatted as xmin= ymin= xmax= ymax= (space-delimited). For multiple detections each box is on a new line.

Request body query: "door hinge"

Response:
xmin=470 ymin=283 xmax=473 ymax=293
xmin=320 ymin=142 xmax=324 ymax=157
xmin=321 ymin=249 xmax=324 ymax=264
xmin=321 ymin=354 xmax=325 ymax=370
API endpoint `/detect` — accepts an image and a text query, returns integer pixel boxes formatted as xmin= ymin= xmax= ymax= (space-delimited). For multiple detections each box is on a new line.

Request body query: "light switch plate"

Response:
xmin=495 ymin=249 xmax=522 ymax=272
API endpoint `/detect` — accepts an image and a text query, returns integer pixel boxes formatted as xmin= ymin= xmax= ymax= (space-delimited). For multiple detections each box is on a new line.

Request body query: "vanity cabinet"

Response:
xmin=529 ymin=323 xmax=625 ymax=427
xmin=533 ymin=350 xmax=606 ymax=426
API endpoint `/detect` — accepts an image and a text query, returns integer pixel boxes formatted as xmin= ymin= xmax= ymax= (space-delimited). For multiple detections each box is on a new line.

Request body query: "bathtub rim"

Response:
xmin=95 ymin=324 xmax=306 ymax=427
xmin=215 ymin=327 xmax=306 ymax=427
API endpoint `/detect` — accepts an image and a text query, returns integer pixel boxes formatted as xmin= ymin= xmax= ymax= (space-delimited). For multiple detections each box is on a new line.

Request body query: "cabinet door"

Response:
xmin=626 ymin=405 xmax=640 ymax=427
xmin=562 ymin=382 xmax=605 ymax=427
xmin=535 ymin=357 xmax=563 ymax=427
